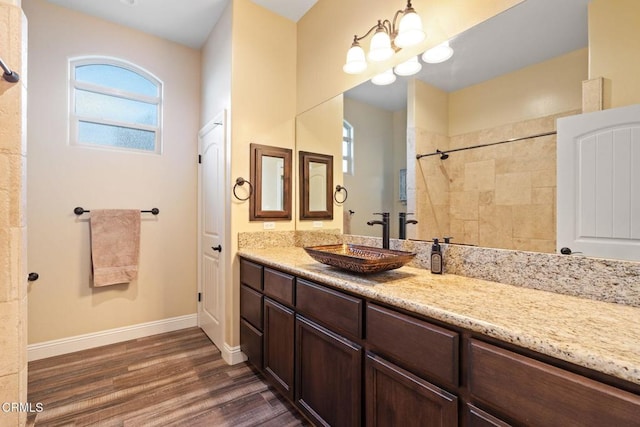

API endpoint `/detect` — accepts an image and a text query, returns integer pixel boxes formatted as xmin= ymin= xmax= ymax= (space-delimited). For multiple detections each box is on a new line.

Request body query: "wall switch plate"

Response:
xmin=263 ymin=222 xmax=275 ymax=230
xmin=313 ymin=221 xmax=323 ymax=228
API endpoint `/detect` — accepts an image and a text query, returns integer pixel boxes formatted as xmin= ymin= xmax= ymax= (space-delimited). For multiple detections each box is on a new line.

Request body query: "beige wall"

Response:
xmin=24 ymin=0 xmax=201 ymax=343
xmin=0 ymin=0 xmax=27 ymax=425
xmin=450 ymin=48 xmax=588 ymax=136
xmin=297 ymin=0 xmax=523 ymax=114
xmin=209 ymin=0 xmax=297 ymax=348
xmin=589 ymin=0 xmax=640 ymax=109
xmin=295 ymin=94 xmax=343 ymax=231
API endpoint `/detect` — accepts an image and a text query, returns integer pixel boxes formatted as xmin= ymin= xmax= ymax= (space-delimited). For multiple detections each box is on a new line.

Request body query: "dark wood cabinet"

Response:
xmin=240 ymin=258 xmax=262 ymax=291
xmin=264 ymin=267 xmax=295 ymax=306
xmin=239 ymin=257 xmax=640 ymax=427
xmin=366 ymin=352 xmax=457 ymax=427
xmin=465 ymin=404 xmax=511 ymax=427
xmin=240 ymin=284 xmax=262 ymax=330
xmin=468 ymin=339 xmax=640 ymax=427
xmin=366 ymin=303 xmax=459 ymax=388
xmin=296 ymin=315 xmax=362 ymax=427
xmin=239 ymin=318 xmax=263 ymax=368
xmin=263 ymin=297 xmax=295 ymax=400
xmin=296 ymin=278 xmax=363 ymax=340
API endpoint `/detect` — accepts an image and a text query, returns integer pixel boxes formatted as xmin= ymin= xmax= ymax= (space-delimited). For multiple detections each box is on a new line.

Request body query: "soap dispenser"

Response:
xmin=430 ymin=238 xmax=443 ymax=274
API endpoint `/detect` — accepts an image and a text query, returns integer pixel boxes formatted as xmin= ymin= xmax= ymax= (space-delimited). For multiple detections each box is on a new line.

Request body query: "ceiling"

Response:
xmin=347 ymin=0 xmax=591 ymax=111
xmin=44 ymin=0 xmax=590 ymax=112
xmin=45 ymin=0 xmax=318 ymax=49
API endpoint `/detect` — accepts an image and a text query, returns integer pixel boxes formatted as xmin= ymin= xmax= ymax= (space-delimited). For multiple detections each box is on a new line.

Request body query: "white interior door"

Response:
xmin=198 ymin=111 xmax=226 ymax=349
xmin=557 ymin=104 xmax=640 ymax=261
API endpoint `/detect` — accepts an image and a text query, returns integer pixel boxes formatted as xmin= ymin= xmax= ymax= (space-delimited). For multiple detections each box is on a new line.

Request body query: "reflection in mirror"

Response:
xmin=300 ymin=151 xmax=333 ymax=220
xmin=250 ymin=143 xmax=292 ymax=221
xmin=336 ymin=0 xmax=590 ymax=253
xmin=261 ymin=156 xmax=284 ymax=211
xmin=309 ymin=162 xmax=327 ymax=211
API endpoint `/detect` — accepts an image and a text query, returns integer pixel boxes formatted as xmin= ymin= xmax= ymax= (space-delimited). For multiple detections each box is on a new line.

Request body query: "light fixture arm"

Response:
xmin=352 ymin=21 xmax=384 ymax=45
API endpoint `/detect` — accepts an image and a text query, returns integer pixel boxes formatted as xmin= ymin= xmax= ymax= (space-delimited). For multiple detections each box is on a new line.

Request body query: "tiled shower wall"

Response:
xmin=0 ymin=2 xmax=27 ymax=426
xmin=411 ymin=110 xmax=580 ymax=253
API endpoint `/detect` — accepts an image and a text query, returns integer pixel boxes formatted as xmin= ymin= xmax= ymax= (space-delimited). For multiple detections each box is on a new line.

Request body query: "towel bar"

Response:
xmin=74 ymin=207 xmax=160 ymax=215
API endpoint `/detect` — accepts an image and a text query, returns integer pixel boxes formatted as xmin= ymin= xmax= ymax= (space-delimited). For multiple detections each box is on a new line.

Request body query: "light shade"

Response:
xmin=368 ymin=28 xmax=394 ymax=62
xmin=394 ymin=9 xmax=425 ymax=48
xmin=371 ymin=69 xmax=396 ymax=86
xmin=394 ymin=56 xmax=422 ymax=76
xmin=343 ymin=43 xmax=367 ymax=74
xmin=422 ymin=41 xmax=454 ymax=64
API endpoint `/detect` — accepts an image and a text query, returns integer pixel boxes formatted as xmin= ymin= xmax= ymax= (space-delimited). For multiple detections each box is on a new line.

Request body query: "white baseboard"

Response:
xmin=28 ymin=314 xmax=198 ymax=361
xmin=221 ymin=343 xmax=248 ymax=365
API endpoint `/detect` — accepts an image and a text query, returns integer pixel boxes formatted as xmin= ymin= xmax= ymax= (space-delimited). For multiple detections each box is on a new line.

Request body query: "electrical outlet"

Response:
xmin=263 ymin=222 xmax=275 ymax=230
xmin=313 ymin=221 xmax=323 ymax=228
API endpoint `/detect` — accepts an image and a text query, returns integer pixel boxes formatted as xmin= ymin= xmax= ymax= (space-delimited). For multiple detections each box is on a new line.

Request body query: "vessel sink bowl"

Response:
xmin=304 ymin=244 xmax=416 ymax=274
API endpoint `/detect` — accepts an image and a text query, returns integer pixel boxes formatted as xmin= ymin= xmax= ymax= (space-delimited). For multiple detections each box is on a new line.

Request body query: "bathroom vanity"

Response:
xmin=238 ymin=247 xmax=640 ymax=426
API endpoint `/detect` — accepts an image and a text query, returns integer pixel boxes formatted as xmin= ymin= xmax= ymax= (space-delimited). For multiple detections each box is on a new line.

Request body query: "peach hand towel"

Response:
xmin=90 ymin=209 xmax=141 ymax=287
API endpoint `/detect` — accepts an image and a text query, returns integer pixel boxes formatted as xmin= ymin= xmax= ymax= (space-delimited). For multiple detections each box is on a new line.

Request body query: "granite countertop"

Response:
xmin=238 ymin=246 xmax=640 ymax=386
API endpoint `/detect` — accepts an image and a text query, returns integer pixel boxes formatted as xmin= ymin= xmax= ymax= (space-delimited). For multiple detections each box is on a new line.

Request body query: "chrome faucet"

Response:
xmin=367 ymin=212 xmax=390 ymax=249
xmin=398 ymin=213 xmax=418 ymax=240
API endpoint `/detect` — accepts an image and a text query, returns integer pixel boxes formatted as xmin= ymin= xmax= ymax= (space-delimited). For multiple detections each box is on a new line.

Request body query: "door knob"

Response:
xmin=212 ymin=245 xmax=222 ymax=252
xmin=28 ymin=272 xmax=39 ymax=282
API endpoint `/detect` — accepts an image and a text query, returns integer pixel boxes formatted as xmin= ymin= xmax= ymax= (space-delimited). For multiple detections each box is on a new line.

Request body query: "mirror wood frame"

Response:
xmin=299 ymin=151 xmax=333 ymax=220
xmin=250 ymin=143 xmax=292 ymax=221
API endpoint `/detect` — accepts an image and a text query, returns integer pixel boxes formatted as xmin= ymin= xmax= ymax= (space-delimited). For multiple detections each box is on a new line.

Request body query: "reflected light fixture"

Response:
xmin=371 ymin=69 xmax=397 ymax=86
xmin=422 ymin=40 xmax=454 ymax=64
xmin=343 ymin=1 xmax=426 ymax=76
xmin=393 ymin=56 xmax=422 ymax=77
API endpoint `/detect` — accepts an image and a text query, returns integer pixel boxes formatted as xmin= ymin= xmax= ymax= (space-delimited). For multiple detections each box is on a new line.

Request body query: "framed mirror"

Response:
xmin=299 ymin=151 xmax=333 ymax=220
xmin=250 ymin=143 xmax=292 ymax=221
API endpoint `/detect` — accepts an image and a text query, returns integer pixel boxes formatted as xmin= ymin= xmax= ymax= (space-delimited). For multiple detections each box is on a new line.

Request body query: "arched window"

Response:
xmin=343 ymin=120 xmax=354 ymax=175
xmin=69 ymin=57 xmax=162 ymax=153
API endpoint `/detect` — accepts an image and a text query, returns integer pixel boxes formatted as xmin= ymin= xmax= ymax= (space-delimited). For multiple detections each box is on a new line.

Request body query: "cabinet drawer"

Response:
xmin=296 ymin=279 xmax=363 ymax=339
xmin=469 ymin=339 xmax=640 ymax=427
xmin=366 ymin=303 xmax=459 ymax=387
xmin=240 ymin=258 xmax=263 ymax=291
xmin=240 ymin=284 xmax=263 ymax=330
xmin=240 ymin=318 xmax=263 ymax=369
xmin=263 ymin=268 xmax=295 ymax=306
xmin=466 ymin=404 xmax=511 ymax=427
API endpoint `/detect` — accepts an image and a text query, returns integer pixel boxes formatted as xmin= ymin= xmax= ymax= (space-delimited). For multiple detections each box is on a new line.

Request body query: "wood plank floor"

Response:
xmin=27 ymin=327 xmax=310 ymax=426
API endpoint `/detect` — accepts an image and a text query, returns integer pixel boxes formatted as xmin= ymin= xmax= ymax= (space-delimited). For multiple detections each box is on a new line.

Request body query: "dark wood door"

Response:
xmin=296 ymin=315 xmax=362 ymax=427
xmin=263 ymin=297 xmax=295 ymax=400
xmin=365 ymin=352 xmax=457 ymax=427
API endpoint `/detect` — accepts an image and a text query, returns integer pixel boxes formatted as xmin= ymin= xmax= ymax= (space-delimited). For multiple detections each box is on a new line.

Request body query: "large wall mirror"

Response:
xmin=299 ymin=151 xmax=333 ymax=220
xmin=295 ymin=0 xmax=606 ymax=255
xmin=250 ymin=143 xmax=292 ymax=221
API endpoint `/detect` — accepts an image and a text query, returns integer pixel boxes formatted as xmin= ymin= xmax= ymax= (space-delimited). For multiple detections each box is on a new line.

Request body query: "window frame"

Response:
xmin=343 ymin=119 xmax=354 ymax=175
xmin=69 ymin=56 xmax=163 ymax=154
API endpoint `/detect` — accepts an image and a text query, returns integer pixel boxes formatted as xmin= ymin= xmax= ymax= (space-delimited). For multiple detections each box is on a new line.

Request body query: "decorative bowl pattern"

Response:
xmin=304 ymin=244 xmax=416 ymax=274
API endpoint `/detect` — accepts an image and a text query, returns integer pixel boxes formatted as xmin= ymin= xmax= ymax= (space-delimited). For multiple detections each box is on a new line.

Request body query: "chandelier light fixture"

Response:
xmin=343 ymin=1 xmax=426 ymax=75
xmin=343 ymin=1 xmax=454 ymax=86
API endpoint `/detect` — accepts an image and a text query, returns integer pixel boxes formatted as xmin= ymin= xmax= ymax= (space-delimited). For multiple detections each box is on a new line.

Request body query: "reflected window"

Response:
xmin=70 ymin=57 xmax=162 ymax=153
xmin=343 ymin=120 xmax=354 ymax=175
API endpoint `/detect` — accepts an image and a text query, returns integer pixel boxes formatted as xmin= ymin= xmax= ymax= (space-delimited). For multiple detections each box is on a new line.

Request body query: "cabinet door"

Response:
xmin=263 ymin=297 xmax=295 ymax=400
xmin=366 ymin=352 xmax=457 ymax=427
xmin=296 ymin=315 xmax=362 ymax=427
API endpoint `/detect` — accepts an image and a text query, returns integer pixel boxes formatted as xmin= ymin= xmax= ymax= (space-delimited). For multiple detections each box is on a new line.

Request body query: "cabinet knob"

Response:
xmin=28 ymin=272 xmax=39 ymax=282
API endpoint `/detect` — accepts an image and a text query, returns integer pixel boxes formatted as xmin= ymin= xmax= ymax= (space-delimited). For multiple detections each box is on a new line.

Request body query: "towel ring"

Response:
xmin=334 ymin=185 xmax=348 ymax=204
xmin=233 ymin=177 xmax=253 ymax=201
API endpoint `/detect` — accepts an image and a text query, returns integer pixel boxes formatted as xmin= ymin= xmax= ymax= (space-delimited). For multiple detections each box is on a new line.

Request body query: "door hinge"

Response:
xmin=198 ymin=154 xmax=202 ymax=164
xmin=198 ymin=292 xmax=202 ymax=302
